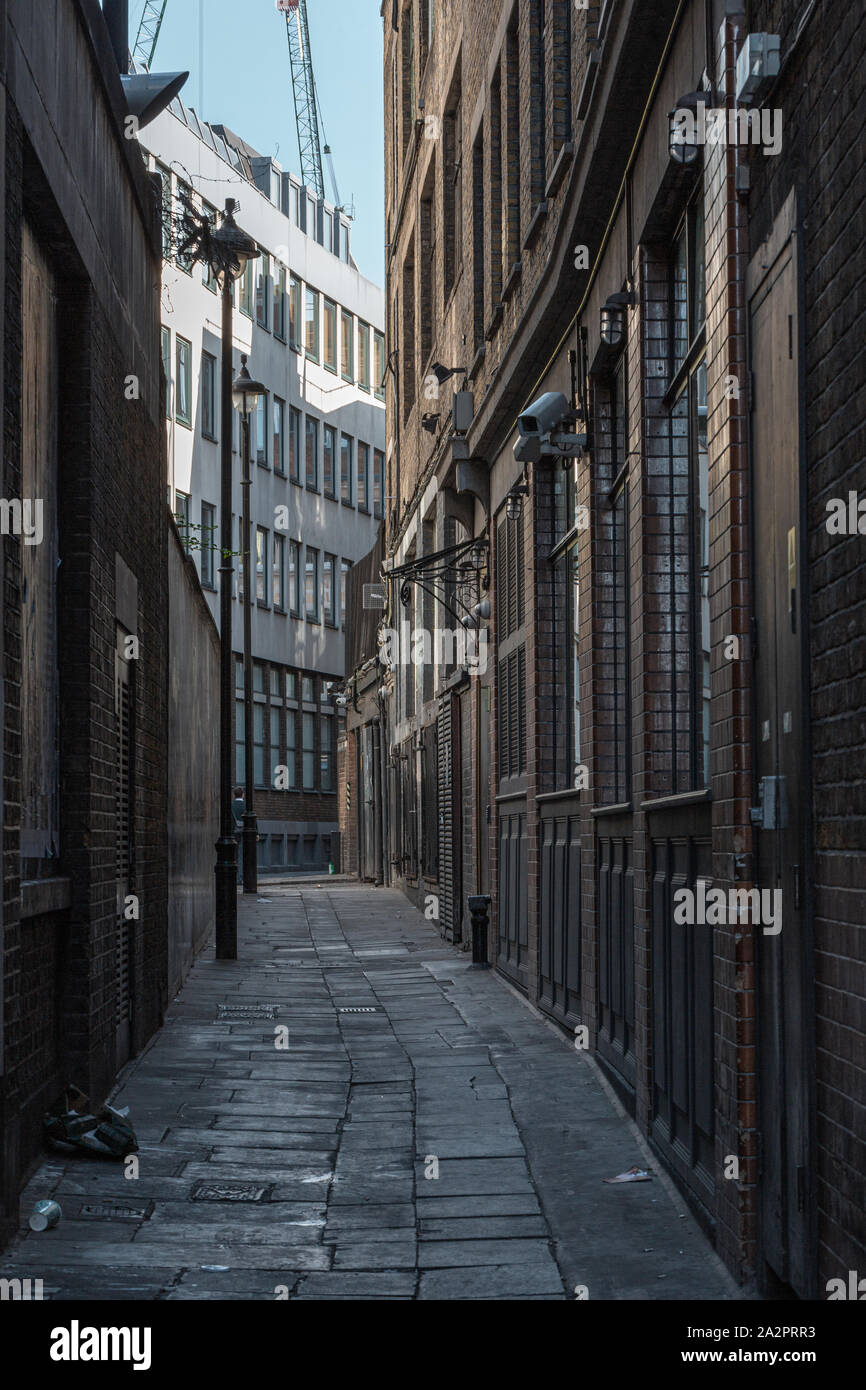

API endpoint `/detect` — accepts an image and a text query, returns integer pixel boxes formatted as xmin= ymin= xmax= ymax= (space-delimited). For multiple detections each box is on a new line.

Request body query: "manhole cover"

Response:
xmin=338 ymin=1007 xmax=380 ymax=1013
xmin=79 ymin=1202 xmax=152 ymax=1222
xmin=216 ymin=1003 xmax=277 ymax=1020
xmin=191 ymin=1181 xmax=272 ymax=1203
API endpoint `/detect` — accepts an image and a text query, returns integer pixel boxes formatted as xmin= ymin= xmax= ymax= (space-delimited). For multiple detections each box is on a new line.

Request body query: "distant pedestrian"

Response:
xmin=231 ymin=785 xmax=245 ymax=884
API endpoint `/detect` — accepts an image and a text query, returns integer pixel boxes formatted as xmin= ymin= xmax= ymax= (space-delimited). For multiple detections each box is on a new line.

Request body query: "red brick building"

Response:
xmin=339 ymin=0 xmax=866 ymax=1296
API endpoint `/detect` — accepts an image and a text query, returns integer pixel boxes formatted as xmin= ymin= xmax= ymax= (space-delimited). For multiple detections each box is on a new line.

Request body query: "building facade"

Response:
xmin=141 ymin=102 xmax=386 ymax=873
xmin=342 ymin=0 xmax=866 ymax=1297
xmin=0 ymin=0 xmax=172 ymax=1243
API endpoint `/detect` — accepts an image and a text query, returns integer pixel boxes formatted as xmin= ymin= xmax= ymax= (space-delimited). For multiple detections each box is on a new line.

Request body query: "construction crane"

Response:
xmin=132 ymin=0 xmax=168 ymax=70
xmin=278 ymin=0 xmax=345 ymax=211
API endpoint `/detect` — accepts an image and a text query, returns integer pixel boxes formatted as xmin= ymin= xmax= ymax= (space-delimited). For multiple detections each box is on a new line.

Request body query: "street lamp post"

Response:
xmin=204 ymin=199 xmax=259 ymax=959
xmin=232 ymin=356 xmax=267 ymax=895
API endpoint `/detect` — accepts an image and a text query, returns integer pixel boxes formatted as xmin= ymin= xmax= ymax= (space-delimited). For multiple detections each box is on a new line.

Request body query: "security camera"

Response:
xmin=517 ymin=392 xmax=571 ymax=439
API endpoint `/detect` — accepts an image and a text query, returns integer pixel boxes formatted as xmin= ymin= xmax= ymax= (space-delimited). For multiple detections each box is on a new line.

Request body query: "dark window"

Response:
xmin=201 ymin=501 xmax=217 ymax=589
xmin=373 ymin=449 xmax=384 ymax=519
xmin=201 ymin=351 xmax=217 ymax=439
xmin=472 ymin=129 xmax=485 ymax=351
xmin=273 ymin=397 xmax=285 ymax=474
xmin=341 ymin=434 xmax=353 ymax=504
xmin=289 ymin=407 xmax=302 ymax=482
xmin=306 ymin=415 xmax=319 ymax=490
xmin=357 ymin=441 xmax=370 ymax=512
xmin=443 ymin=61 xmax=462 ymax=298
xmin=324 ymin=424 xmax=337 ymax=497
xmin=496 ymin=515 xmax=526 ymax=783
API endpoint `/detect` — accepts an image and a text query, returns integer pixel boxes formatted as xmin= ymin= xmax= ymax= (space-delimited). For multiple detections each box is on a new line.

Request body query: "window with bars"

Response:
xmin=496 ymin=514 xmax=526 ymax=783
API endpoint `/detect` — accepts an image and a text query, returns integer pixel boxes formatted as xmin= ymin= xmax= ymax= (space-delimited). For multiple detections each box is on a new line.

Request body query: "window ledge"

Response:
xmin=502 ymin=259 xmax=523 ymax=303
xmin=641 ymin=789 xmax=712 ymax=812
xmin=590 ymin=801 xmax=632 ymax=818
xmin=485 ymin=302 xmax=504 ymax=341
xmin=522 ymin=200 xmax=548 ymax=252
xmin=577 ymin=49 xmax=600 ymax=122
xmin=21 ymin=877 xmax=72 ymax=919
xmin=545 ymin=141 xmax=574 ymax=200
xmin=468 ymin=343 xmax=486 ymax=383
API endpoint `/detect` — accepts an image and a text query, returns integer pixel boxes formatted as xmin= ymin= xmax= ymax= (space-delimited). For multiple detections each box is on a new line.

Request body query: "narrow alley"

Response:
xmin=2 ymin=886 xmax=738 ymax=1302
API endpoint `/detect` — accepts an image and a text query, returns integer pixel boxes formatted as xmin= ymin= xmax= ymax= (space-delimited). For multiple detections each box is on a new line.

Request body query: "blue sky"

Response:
xmin=134 ymin=0 xmax=386 ymax=284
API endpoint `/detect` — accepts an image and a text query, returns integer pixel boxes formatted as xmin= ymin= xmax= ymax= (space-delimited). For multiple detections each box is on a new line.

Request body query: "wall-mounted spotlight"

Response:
xmin=600 ymin=291 xmax=636 ymax=348
xmin=506 ymin=482 xmax=530 ymax=522
xmin=421 ymin=413 xmax=441 ymax=434
xmin=431 ymin=361 xmax=466 ymax=386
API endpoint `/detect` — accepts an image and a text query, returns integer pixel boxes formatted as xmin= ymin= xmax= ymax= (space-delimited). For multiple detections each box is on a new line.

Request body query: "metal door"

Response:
xmin=437 ymin=695 xmax=457 ymax=938
xmin=749 ymin=192 xmax=815 ymax=1297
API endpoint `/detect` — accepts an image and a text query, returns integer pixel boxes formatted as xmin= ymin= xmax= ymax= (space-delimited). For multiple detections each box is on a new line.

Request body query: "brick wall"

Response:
xmin=1 ymin=0 xmax=169 ymax=1242
xmin=748 ymin=0 xmax=866 ymax=1291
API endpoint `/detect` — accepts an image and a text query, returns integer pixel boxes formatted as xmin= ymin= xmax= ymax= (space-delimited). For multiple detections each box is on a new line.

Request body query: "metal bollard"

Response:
xmin=467 ymin=894 xmax=492 ymax=967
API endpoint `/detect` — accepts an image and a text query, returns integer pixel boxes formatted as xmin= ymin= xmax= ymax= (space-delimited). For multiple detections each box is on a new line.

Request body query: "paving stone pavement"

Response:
xmin=1 ymin=885 xmax=741 ymax=1301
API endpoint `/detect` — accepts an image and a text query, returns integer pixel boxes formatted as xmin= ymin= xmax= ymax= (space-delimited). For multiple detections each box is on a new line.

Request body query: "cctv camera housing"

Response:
xmin=517 ymin=391 xmax=571 ymax=439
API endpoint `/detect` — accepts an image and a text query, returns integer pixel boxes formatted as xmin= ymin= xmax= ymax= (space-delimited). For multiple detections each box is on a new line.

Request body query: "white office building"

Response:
xmin=141 ymin=98 xmax=385 ymax=872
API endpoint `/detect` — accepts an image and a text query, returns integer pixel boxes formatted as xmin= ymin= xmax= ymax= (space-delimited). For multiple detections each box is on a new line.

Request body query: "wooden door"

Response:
xmin=749 ymin=191 xmax=815 ymax=1298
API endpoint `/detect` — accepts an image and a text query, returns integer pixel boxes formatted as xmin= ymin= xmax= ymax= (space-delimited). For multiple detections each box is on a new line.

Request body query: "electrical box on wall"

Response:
xmin=452 ymin=391 xmax=474 ymax=434
xmin=736 ymin=33 xmax=781 ymax=104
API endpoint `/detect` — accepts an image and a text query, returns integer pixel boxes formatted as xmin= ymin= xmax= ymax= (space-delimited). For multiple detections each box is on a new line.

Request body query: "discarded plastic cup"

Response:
xmin=29 ymin=1199 xmax=61 ymax=1231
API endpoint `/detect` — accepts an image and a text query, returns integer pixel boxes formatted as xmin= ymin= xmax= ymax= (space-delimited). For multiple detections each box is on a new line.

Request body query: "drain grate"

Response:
xmin=338 ymin=1006 xmax=381 ymax=1013
xmin=216 ymin=1003 xmax=277 ymax=1021
xmin=78 ymin=1202 xmax=152 ymax=1222
xmin=191 ymin=1181 xmax=272 ymax=1203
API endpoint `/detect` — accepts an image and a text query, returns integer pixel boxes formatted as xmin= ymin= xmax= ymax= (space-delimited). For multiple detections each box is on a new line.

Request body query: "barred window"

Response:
xmin=496 ymin=514 xmax=526 ymax=783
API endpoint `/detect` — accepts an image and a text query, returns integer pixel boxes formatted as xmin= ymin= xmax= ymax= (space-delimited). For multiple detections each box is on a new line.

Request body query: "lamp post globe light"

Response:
xmin=232 ymin=355 xmax=267 ymax=897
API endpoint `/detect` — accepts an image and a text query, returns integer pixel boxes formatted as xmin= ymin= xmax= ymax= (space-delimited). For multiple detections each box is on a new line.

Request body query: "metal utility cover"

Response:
xmin=191 ymin=1181 xmax=272 ymax=1203
xmin=216 ymin=1003 xmax=277 ymax=1020
xmin=338 ymin=1006 xmax=380 ymax=1013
